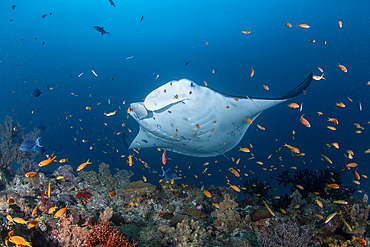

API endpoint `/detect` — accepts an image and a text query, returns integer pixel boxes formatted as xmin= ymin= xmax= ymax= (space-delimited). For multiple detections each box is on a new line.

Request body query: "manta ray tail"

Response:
xmin=122 ymin=133 xmax=132 ymax=149
xmin=279 ymin=72 xmax=313 ymax=99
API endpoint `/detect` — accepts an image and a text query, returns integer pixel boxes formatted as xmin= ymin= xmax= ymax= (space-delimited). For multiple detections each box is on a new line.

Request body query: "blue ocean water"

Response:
xmin=1 ymin=0 xmax=369 ymax=197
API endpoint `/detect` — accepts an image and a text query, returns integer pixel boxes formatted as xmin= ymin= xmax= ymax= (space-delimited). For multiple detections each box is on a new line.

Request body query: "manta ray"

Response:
xmin=124 ymin=73 xmax=312 ymax=157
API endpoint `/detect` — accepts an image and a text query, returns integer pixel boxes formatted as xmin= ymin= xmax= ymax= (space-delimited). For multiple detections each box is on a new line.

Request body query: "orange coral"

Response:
xmin=84 ymin=220 xmax=137 ymax=247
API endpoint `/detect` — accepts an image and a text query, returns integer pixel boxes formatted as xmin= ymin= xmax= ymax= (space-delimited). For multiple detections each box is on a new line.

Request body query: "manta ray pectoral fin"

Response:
xmin=122 ymin=133 xmax=132 ymax=149
xmin=280 ymin=72 xmax=313 ymax=99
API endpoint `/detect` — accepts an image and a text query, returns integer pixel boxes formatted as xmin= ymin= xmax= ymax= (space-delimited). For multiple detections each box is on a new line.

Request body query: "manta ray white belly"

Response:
xmin=127 ymin=74 xmax=312 ymax=157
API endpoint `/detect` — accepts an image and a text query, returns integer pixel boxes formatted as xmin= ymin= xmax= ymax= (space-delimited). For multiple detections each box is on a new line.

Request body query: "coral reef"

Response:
xmin=84 ymin=219 xmax=137 ymax=247
xmin=277 ymin=168 xmax=356 ymax=200
xmin=243 ymin=178 xmax=271 ymax=199
xmin=257 ymin=219 xmax=312 ymax=247
xmin=211 ymin=194 xmax=247 ymax=233
xmin=0 ymin=116 xmax=40 ymax=186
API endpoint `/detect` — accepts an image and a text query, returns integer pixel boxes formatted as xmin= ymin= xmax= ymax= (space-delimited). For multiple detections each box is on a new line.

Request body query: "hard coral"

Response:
xmin=257 ymin=219 xmax=312 ymax=247
xmin=76 ymin=189 xmax=91 ymax=199
xmin=211 ymin=194 xmax=246 ymax=233
xmin=84 ymin=220 xmax=137 ymax=247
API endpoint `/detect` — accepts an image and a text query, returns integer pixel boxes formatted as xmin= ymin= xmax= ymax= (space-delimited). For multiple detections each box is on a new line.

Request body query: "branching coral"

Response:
xmin=84 ymin=220 xmax=137 ymax=247
xmin=211 ymin=194 xmax=246 ymax=233
xmin=243 ymin=178 xmax=271 ymax=199
xmin=0 ymin=116 xmax=39 ymax=176
xmin=257 ymin=220 xmax=312 ymax=247
xmin=277 ymin=168 xmax=356 ymax=200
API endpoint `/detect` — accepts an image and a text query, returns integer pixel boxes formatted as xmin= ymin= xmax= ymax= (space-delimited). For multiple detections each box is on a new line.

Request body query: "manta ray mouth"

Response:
xmin=123 ymin=73 xmax=313 ymax=157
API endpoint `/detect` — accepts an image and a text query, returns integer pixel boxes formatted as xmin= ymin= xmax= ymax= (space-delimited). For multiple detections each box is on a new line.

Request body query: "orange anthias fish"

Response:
xmin=241 ymin=30 xmax=251 ymax=34
xmin=338 ymin=20 xmax=343 ymax=28
xmin=287 ymin=103 xmax=300 ymax=108
xmin=297 ymin=24 xmax=310 ymax=28
xmin=250 ymin=66 xmax=254 ymax=77
xmin=48 ymin=181 xmax=51 ymax=198
xmin=336 ymin=102 xmax=345 ymax=107
xmin=327 ymin=183 xmax=339 ymax=189
xmin=312 ymin=74 xmax=325 ymax=81
xmin=6 ymin=231 xmax=32 ymax=247
xmin=328 ymin=118 xmax=339 ymax=124
xmin=38 ymin=152 xmax=56 ymax=167
xmin=25 ymin=172 xmax=37 ymax=178
xmin=54 ymin=204 xmax=70 ymax=218
xmin=239 ymin=147 xmax=250 ymax=152
xmin=203 ymin=190 xmax=212 ymax=198
xmin=300 ymin=115 xmax=311 ymax=127
xmin=162 ymin=148 xmax=167 ymax=165
xmin=338 ymin=63 xmax=347 ymax=72
xmin=77 ymin=159 xmax=92 ymax=171
xmin=285 ymin=22 xmax=292 ymax=27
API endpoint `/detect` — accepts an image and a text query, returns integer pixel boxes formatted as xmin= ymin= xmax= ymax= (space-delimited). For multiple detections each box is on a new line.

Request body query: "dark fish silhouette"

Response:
xmin=161 ymin=168 xmax=178 ymax=181
xmin=19 ymin=137 xmax=43 ymax=152
xmin=42 ymin=41 xmax=45 ymax=45
xmin=37 ymin=125 xmax=48 ymax=131
xmin=93 ymin=26 xmax=110 ymax=35
xmin=108 ymin=0 xmax=115 ymax=7
xmin=140 ymin=16 xmax=144 ymax=22
xmin=184 ymin=61 xmax=190 ymax=66
xmin=31 ymin=88 xmax=42 ymax=97
xmin=42 ymin=14 xmax=47 ymax=18
xmin=12 ymin=5 xmax=16 ymax=10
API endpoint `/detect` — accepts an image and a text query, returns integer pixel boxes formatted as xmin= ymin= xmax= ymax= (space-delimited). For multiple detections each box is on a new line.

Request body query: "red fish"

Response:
xmin=162 ymin=148 xmax=167 ymax=164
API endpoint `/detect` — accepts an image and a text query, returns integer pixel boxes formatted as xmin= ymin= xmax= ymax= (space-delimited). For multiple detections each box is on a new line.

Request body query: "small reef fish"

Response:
xmin=321 ymin=154 xmax=332 ymax=164
xmin=287 ymin=103 xmax=300 ymax=108
xmin=262 ymin=200 xmax=275 ymax=216
xmin=59 ymin=159 xmax=68 ymax=163
xmin=315 ymin=199 xmax=323 ymax=207
xmin=109 ymin=191 xmax=116 ymax=197
xmin=338 ymin=20 xmax=343 ymax=28
xmin=27 ymin=218 xmax=42 ymax=229
xmin=54 ymin=204 xmax=70 ymax=218
xmin=38 ymin=152 xmax=56 ymax=167
xmin=77 ymin=159 xmax=92 ymax=171
xmin=13 ymin=217 xmax=28 ymax=225
xmin=250 ymin=66 xmax=254 ymax=77
xmin=162 ymin=148 xmax=167 ymax=165
xmin=93 ymin=26 xmax=110 ymax=35
xmin=239 ymin=147 xmax=250 ymax=152
xmin=105 ymin=110 xmax=117 ymax=117
xmin=56 ymin=176 xmax=64 ymax=180
xmin=241 ymin=30 xmax=251 ymax=34
xmin=7 ymin=198 xmax=15 ymax=205
xmin=25 ymin=172 xmax=37 ymax=178
xmin=300 ymin=115 xmax=311 ymax=127
xmin=297 ymin=24 xmax=310 ymax=28
xmin=352 ymin=237 xmax=366 ymax=245
xmin=48 ymin=181 xmax=51 ymax=198
xmin=333 ymin=200 xmax=348 ymax=205
xmin=161 ymin=168 xmax=178 ymax=181
xmin=19 ymin=136 xmax=43 ymax=152
xmin=327 ymin=183 xmax=339 ymax=189
xmin=48 ymin=206 xmax=58 ymax=214
xmin=285 ymin=23 xmax=292 ymax=27
xmin=203 ymin=191 xmax=212 ymax=198
xmin=325 ymin=212 xmax=338 ymax=223
xmin=228 ymin=183 xmax=241 ymax=192
xmin=32 ymin=205 xmax=39 ymax=217
xmin=312 ymin=74 xmax=325 ymax=81
xmin=6 ymin=230 xmax=32 ymax=247
xmin=336 ymin=102 xmax=345 ymax=107
xmin=338 ymin=63 xmax=347 ymax=72
xmin=31 ymin=88 xmax=42 ymax=97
